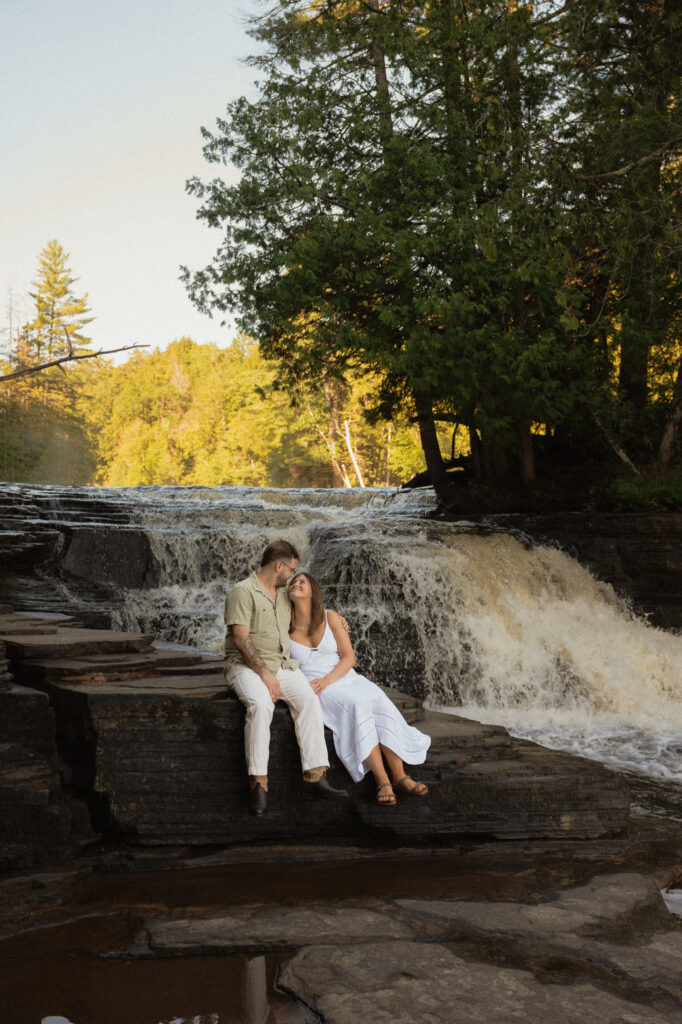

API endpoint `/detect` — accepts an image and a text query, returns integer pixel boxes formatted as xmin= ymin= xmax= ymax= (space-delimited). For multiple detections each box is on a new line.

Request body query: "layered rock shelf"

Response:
xmin=0 ymin=609 xmax=629 ymax=868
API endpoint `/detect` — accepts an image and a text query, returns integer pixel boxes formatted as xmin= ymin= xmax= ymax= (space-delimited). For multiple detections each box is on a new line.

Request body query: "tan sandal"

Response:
xmin=395 ymin=775 xmax=428 ymax=797
xmin=376 ymin=781 xmax=397 ymax=806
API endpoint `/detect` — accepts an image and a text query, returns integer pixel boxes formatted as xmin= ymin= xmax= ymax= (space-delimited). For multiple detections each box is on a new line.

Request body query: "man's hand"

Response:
xmin=262 ymin=667 xmax=281 ymax=702
xmin=339 ymin=616 xmax=350 ymax=636
xmin=310 ymin=676 xmax=332 ymax=696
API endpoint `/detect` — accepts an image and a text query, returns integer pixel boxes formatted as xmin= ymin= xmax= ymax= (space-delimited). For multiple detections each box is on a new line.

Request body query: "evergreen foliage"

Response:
xmin=0 ymin=239 xmax=430 ymax=486
xmin=183 ymin=0 xmax=682 ymax=506
xmin=1 ymin=241 xmax=97 ymax=482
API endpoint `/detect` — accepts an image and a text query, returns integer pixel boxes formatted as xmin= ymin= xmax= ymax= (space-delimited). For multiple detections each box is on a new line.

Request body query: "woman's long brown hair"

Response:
xmin=289 ymin=572 xmax=325 ymax=636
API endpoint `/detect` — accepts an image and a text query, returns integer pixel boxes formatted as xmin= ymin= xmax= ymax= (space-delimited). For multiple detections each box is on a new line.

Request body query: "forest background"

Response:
xmin=2 ymin=0 xmax=682 ymax=510
xmin=0 ymin=242 xmax=428 ymax=489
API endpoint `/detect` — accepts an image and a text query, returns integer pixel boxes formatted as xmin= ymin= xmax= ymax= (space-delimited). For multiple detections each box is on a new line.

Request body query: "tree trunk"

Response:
xmin=659 ymin=360 xmax=682 ymax=468
xmin=343 ymin=419 xmax=365 ymax=487
xmin=413 ymin=390 xmax=447 ymax=494
xmin=516 ymin=420 xmax=535 ymax=485
xmin=659 ymin=402 xmax=682 ymax=468
xmin=322 ymin=375 xmax=345 ymax=487
xmin=618 ymin=313 xmax=650 ymax=429
xmin=469 ymin=422 xmax=483 ymax=483
xmin=481 ymin=433 xmax=509 ymax=486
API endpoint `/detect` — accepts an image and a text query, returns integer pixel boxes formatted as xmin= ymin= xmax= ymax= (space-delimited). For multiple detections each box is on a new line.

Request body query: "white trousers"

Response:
xmin=227 ymin=665 xmax=330 ymax=776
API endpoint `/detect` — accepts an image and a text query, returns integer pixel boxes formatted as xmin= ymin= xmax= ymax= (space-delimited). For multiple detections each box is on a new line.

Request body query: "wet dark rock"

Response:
xmin=61 ymin=527 xmax=156 ymax=590
xmin=0 ymin=740 xmax=74 ymax=871
xmin=1 ymin=613 xmax=630 ymax=851
xmin=0 ymin=867 xmax=85 ymax=939
xmin=0 ymin=641 xmax=11 ymax=691
xmin=0 ymin=682 xmax=58 ymax=760
xmin=311 ymin=538 xmax=430 ymax=694
xmin=278 ymin=939 xmax=675 ymax=1024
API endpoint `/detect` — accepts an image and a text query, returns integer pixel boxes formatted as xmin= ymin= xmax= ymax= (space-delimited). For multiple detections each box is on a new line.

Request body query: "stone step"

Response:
xmin=1 ymin=611 xmax=82 ymax=627
xmin=4 ymin=628 xmax=155 ymax=660
xmin=150 ymin=648 xmax=206 ymax=668
xmin=158 ymin=660 xmax=227 ymax=677
xmin=19 ymin=649 xmax=206 ymax=684
xmin=0 ymin=741 xmax=75 ymax=870
xmin=0 ymin=684 xmax=59 ymax=760
xmin=0 ymin=615 xmax=85 ymax=636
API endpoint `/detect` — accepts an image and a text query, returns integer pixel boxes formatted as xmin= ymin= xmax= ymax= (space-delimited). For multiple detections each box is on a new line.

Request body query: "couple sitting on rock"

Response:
xmin=225 ymin=539 xmax=431 ymax=815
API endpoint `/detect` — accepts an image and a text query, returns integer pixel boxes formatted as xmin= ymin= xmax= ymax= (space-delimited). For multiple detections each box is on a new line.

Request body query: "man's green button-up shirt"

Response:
xmin=224 ymin=572 xmax=298 ymax=672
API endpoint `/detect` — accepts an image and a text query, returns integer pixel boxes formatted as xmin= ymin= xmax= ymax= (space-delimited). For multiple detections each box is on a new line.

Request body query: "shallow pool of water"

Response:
xmin=0 ymin=939 xmax=318 ymax=1024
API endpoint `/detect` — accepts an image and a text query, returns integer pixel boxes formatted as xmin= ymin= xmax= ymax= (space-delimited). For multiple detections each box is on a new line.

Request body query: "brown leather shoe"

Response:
xmin=303 ymin=774 xmax=350 ymax=801
xmin=249 ymin=782 xmax=267 ymax=815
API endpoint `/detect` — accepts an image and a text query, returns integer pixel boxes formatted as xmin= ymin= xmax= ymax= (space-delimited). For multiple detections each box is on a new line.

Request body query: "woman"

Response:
xmin=287 ymin=572 xmax=430 ymax=805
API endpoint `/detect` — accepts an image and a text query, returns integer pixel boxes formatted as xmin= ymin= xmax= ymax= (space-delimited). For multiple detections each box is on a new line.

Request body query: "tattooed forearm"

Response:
xmin=243 ymin=636 xmax=267 ymax=673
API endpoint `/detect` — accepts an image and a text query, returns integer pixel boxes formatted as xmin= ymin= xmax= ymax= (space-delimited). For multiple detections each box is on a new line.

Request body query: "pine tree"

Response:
xmin=28 ymin=240 xmax=93 ymax=365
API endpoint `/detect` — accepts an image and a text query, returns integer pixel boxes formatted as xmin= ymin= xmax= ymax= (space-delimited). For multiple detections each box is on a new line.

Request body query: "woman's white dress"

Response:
xmin=289 ymin=614 xmax=431 ymax=783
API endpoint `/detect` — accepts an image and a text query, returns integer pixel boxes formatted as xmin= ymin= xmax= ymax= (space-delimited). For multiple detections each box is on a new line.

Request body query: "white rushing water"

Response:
xmin=110 ymin=485 xmax=682 ymax=787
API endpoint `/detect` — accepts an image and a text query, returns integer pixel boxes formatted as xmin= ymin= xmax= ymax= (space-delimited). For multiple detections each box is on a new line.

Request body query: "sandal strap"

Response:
xmin=377 ymin=781 xmax=393 ymax=792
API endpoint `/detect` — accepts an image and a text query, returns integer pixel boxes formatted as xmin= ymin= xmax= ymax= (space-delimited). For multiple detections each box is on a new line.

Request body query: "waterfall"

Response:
xmin=2 ymin=482 xmax=679 ymax=786
xmin=105 ymin=485 xmax=682 ymax=787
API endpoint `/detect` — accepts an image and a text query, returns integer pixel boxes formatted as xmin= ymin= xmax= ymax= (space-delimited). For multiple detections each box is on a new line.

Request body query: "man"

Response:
xmin=225 ymin=538 xmax=350 ymax=815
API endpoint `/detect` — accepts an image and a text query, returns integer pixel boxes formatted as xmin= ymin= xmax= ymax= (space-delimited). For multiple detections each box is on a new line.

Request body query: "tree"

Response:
xmin=22 ymin=240 xmax=94 ymax=404
xmin=183 ymin=0 xmax=594 ymax=504
xmin=0 ymin=242 xmax=98 ymax=481
xmin=184 ymin=0 xmax=682 ymax=504
xmin=558 ymin=0 xmax=682 ymax=461
xmin=29 ymin=241 xmax=92 ymax=357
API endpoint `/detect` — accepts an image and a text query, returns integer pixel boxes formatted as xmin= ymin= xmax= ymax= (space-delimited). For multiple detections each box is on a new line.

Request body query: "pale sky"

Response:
xmin=1 ymin=0 xmax=263 ymax=361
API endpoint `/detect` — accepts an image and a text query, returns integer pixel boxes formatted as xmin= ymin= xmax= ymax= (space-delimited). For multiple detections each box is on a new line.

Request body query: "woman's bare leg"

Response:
xmin=365 ymin=745 xmax=395 ymax=804
xmin=379 ymin=744 xmax=405 ymax=781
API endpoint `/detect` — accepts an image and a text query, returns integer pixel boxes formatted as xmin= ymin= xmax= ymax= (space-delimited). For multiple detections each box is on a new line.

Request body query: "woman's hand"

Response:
xmin=310 ymin=677 xmax=332 ymax=695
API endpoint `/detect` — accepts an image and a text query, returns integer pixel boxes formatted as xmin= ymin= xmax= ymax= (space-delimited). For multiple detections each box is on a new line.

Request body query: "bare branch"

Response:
xmin=577 ymin=135 xmax=682 ymax=183
xmin=0 ymin=344 xmax=149 ymax=383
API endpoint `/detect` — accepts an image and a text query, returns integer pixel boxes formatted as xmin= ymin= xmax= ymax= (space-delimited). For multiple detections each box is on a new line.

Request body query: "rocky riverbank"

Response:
xmin=0 ymin=607 xmax=680 ymax=1023
xmin=1 ymin=832 xmax=680 ymax=1023
xmin=0 ymin=608 xmax=631 ymax=869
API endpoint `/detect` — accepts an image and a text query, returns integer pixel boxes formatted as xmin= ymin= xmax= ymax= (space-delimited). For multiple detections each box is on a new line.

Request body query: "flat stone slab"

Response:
xmin=4 ymin=628 xmax=155 ymax=659
xmin=398 ymin=871 xmax=664 ymax=934
xmin=60 ymin=674 xmax=229 ymax=696
xmin=278 ymin=940 xmax=674 ymax=1024
xmin=130 ymin=907 xmax=413 ymax=956
xmin=0 ymin=611 xmax=82 ymax=637
xmin=397 ymin=871 xmax=682 ymax=1007
xmin=18 ymin=650 xmax=208 ymax=683
xmin=37 ymin=690 xmax=628 ymax=844
xmin=5 ymin=657 xmax=630 ymax=844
